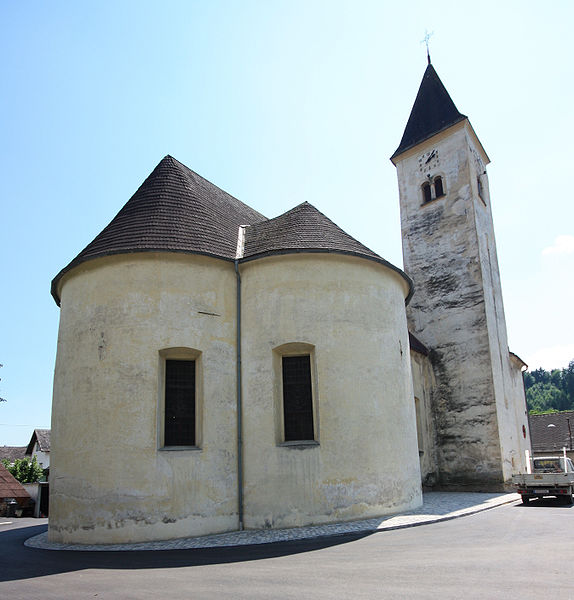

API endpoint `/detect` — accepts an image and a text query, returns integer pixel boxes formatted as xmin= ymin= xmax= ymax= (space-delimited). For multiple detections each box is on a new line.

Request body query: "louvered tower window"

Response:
xmin=422 ymin=181 xmax=432 ymax=203
xmin=434 ymin=176 xmax=444 ymax=197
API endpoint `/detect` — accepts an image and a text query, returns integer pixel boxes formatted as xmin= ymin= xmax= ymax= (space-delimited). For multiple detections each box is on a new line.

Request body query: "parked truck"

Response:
xmin=513 ymin=449 xmax=574 ymax=505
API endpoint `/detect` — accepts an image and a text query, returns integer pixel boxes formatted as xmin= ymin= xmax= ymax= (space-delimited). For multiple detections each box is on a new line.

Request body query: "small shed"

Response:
xmin=0 ymin=464 xmax=31 ymax=517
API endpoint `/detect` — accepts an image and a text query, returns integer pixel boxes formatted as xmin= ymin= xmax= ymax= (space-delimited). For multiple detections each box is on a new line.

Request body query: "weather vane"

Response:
xmin=421 ymin=30 xmax=434 ymax=64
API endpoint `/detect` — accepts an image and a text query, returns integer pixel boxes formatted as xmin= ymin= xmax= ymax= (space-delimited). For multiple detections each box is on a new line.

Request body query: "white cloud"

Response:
xmin=542 ymin=235 xmax=574 ymax=256
xmin=525 ymin=345 xmax=574 ymax=371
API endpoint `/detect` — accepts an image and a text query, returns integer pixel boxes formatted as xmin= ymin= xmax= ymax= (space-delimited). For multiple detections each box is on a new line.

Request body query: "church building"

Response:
xmin=48 ymin=62 xmax=531 ymax=545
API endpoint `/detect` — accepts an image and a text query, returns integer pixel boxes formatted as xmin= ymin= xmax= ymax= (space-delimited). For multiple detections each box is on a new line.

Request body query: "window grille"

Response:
xmin=165 ymin=359 xmax=196 ymax=446
xmin=282 ymin=355 xmax=314 ymax=441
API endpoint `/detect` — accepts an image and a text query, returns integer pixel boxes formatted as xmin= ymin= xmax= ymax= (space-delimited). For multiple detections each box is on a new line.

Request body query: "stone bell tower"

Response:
xmin=391 ymin=61 xmax=530 ymax=488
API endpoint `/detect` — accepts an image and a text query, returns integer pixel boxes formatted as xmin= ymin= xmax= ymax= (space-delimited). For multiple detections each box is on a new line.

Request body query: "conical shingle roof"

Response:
xmin=51 ymin=156 xmax=266 ymax=304
xmin=52 ymin=157 xmax=412 ymax=304
xmin=243 ymin=202 xmax=381 ymax=260
xmin=242 ymin=202 xmax=413 ymax=299
xmin=391 ymin=63 xmax=466 ymax=160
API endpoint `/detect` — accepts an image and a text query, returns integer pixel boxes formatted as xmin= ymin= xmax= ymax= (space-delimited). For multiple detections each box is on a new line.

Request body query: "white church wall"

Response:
xmin=239 ymin=253 xmax=422 ymax=529
xmin=395 ymin=122 xmax=507 ymax=487
xmin=409 ymin=350 xmax=438 ymax=486
xmin=468 ymin=132 xmax=531 ymax=482
xmin=49 ymin=253 xmax=239 ymax=544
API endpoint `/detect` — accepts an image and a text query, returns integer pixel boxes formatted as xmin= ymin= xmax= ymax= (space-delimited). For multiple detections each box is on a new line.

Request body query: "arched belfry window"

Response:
xmin=434 ymin=176 xmax=444 ymax=198
xmin=422 ymin=181 xmax=432 ymax=203
xmin=421 ymin=177 xmax=445 ymax=204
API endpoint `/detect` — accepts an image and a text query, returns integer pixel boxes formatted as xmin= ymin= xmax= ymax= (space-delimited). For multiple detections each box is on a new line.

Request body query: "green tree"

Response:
xmin=524 ymin=360 xmax=574 ymax=414
xmin=531 ymin=367 xmax=550 ymax=385
xmin=1 ymin=456 xmax=44 ymax=483
xmin=564 ymin=360 xmax=574 ymax=400
xmin=526 ymin=382 xmax=568 ymax=413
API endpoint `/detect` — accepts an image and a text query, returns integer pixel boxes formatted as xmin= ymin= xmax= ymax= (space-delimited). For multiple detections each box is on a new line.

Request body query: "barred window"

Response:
xmin=282 ymin=355 xmax=314 ymax=441
xmin=164 ymin=359 xmax=196 ymax=446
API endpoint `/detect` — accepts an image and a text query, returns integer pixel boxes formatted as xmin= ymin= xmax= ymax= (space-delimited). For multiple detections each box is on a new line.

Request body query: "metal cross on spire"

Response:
xmin=421 ymin=30 xmax=434 ymax=64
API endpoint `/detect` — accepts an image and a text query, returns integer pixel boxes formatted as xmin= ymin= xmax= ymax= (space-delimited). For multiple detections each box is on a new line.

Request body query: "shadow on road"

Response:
xmin=514 ymin=497 xmax=574 ymax=509
xmin=0 ymin=521 xmax=374 ymax=583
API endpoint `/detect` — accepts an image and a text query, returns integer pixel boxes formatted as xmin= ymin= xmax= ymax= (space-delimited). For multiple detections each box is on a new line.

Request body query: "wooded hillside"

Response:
xmin=524 ymin=360 xmax=574 ymax=414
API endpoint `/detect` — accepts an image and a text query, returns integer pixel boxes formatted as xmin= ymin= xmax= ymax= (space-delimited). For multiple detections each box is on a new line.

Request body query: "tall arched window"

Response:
xmin=422 ymin=181 xmax=432 ymax=203
xmin=434 ymin=176 xmax=444 ymax=198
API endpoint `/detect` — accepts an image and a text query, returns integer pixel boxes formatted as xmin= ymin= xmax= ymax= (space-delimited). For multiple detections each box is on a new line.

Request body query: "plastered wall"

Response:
xmin=49 ymin=253 xmax=239 ymax=544
xmin=239 ymin=254 xmax=422 ymax=528
xmin=395 ymin=121 xmax=530 ymax=488
xmin=50 ymin=250 xmax=424 ymax=544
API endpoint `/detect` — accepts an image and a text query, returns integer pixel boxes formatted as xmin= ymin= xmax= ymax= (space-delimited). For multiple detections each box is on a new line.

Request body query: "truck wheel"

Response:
xmin=563 ymin=493 xmax=573 ymax=505
xmin=521 ymin=495 xmax=530 ymax=505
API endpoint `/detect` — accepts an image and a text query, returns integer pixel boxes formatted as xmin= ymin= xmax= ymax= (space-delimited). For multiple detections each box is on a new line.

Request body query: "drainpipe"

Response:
xmin=234 ymin=226 xmax=247 ymax=531
xmin=235 ymin=258 xmax=244 ymax=530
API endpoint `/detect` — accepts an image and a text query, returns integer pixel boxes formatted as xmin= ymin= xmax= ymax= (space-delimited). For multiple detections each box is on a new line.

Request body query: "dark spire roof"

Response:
xmin=391 ymin=63 xmax=466 ymax=160
xmin=51 ymin=155 xmax=266 ymax=304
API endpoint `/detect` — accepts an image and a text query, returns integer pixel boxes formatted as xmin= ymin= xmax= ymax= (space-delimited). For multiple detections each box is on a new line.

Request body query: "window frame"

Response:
xmin=273 ymin=342 xmax=319 ymax=447
xmin=158 ymin=347 xmax=202 ymax=451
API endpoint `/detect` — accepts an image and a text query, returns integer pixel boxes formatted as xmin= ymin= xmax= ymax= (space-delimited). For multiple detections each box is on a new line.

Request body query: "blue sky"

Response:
xmin=1 ymin=1 xmax=573 ymax=445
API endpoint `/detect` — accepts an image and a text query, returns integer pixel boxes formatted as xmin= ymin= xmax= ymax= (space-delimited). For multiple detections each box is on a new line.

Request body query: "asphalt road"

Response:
xmin=1 ymin=497 xmax=573 ymax=599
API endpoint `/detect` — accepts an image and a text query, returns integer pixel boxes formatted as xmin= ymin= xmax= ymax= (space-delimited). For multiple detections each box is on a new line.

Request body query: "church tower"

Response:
xmin=391 ymin=62 xmax=530 ymax=488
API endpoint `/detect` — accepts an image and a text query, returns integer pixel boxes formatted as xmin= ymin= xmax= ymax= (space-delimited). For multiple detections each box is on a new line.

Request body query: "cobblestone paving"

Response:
xmin=25 ymin=492 xmax=519 ymax=552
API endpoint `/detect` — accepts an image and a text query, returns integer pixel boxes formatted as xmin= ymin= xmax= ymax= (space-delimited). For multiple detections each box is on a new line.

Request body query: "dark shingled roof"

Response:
xmin=243 ymin=202 xmax=382 ymax=261
xmin=0 ymin=446 xmax=26 ymax=464
xmin=51 ymin=156 xmax=267 ymax=304
xmin=529 ymin=412 xmax=574 ymax=453
xmin=52 ymin=157 xmax=413 ymax=304
xmin=26 ymin=429 xmax=51 ymax=455
xmin=391 ymin=63 xmax=466 ymax=160
xmin=242 ymin=202 xmax=413 ymax=298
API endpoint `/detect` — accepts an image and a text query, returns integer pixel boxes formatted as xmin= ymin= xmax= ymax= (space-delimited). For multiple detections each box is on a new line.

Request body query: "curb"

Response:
xmin=24 ymin=492 xmax=520 ymax=552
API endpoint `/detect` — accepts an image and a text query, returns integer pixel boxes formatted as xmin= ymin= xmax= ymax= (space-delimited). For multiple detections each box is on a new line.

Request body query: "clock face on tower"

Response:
xmin=418 ymin=149 xmax=439 ymax=174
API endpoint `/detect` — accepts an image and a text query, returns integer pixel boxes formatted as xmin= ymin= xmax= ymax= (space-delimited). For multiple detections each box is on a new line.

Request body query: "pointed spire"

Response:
xmin=391 ymin=64 xmax=467 ymax=160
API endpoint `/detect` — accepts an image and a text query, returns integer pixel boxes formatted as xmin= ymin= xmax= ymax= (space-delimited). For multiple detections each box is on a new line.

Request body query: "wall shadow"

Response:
xmin=0 ymin=523 xmax=374 ymax=583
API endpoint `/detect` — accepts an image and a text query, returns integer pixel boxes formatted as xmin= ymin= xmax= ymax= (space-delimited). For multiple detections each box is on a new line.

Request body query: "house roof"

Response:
xmin=26 ymin=429 xmax=51 ymax=455
xmin=529 ymin=412 xmax=574 ymax=453
xmin=391 ymin=63 xmax=467 ymax=160
xmin=52 ymin=157 xmax=413 ymax=305
xmin=51 ymin=155 xmax=267 ymax=305
xmin=0 ymin=464 xmax=30 ymax=500
xmin=408 ymin=331 xmax=429 ymax=356
xmin=0 ymin=446 xmax=26 ymax=463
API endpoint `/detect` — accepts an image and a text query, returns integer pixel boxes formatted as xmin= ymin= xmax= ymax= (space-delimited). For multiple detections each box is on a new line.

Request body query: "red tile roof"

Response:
xmin=0 ymin=464 xmax=30 ymax=500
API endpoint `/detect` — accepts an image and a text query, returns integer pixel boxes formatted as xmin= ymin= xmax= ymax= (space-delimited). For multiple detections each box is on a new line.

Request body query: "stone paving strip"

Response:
xmin=25 ymin=492 xmax=520 ymax=552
